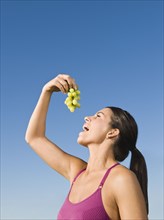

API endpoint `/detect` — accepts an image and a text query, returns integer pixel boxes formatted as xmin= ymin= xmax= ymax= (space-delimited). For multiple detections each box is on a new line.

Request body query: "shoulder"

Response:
xmin=104 ymin=164 xmax=148 ymax=219
xmin=107 ymin=164 xmax=144 ymax=206
xmin=110 ymin=164 xmax=138 ymax=182
xmin=107 ymin=164 xmax=140 ymax=195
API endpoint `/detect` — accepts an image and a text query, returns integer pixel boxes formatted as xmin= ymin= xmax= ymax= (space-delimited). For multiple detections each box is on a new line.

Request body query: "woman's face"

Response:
xmin=77 ymin=108 xmax=113 ymax=147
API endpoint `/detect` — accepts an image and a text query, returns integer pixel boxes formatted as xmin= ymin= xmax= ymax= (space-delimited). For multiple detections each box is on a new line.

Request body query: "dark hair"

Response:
xmin=106 ymin=106 xmax=149 ymax=214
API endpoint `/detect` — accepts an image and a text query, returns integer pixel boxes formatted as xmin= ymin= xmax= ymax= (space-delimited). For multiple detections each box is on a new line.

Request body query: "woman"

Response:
xmin=25 ymin=74 xmax=148 ymax=220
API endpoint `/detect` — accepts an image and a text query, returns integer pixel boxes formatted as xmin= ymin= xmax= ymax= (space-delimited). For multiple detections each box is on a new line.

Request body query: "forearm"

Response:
xmin=25 ymin=89 xmax=52 ymax=142
xmin=25 ymin=74 xmax=78 ymax=144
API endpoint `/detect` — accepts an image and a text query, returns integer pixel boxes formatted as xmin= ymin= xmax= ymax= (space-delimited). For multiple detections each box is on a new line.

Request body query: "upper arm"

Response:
xmin=26 ymin=137 xmax=87 ymax=181
xmin=114 ymin=170 xmax=148 ymax=220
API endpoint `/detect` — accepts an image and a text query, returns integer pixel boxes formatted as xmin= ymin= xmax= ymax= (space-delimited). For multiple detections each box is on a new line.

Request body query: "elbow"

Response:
xmin=25 ymin=131 xmax=45 ymax=145
xmin=25 ymin=131 xmax=34 ymax=145
xmin=25 ymin=132 xmax=31 ymax=144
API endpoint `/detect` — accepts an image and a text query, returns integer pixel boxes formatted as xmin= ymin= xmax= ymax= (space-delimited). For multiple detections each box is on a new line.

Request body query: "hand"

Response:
xmin=43 ymin=74 xmax=78 ymax=94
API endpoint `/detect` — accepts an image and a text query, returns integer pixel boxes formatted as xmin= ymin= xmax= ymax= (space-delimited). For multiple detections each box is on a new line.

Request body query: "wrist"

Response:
xmin=42 ymin=86 xmax=53 ymax=95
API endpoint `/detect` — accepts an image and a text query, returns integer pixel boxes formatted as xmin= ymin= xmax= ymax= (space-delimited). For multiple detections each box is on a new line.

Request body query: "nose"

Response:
xmin=84 ymin=116 xmax=90 ymax=122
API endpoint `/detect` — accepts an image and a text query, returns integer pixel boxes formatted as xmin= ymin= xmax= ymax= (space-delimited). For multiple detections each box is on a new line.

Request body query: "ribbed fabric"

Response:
xmin=57 ymin=163 xmax=119 ymax=220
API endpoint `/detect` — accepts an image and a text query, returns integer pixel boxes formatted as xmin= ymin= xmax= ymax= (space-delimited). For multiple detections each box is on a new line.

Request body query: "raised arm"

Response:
xmin=25 ymin=74 xmax=87 ymax=181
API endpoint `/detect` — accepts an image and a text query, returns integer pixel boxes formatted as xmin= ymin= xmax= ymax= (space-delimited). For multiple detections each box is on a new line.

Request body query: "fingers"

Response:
xmin=43 ymin=74 xmax=78 ymax=94
xmin=55 ymin=74 xmax=78 ymax=93
xmin=63 ymin=74 xmax=78 ymax=90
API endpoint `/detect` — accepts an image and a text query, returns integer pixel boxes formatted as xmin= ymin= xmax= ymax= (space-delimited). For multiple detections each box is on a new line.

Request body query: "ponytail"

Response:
xmin=130 ymin=148 xmax=149 ymax=214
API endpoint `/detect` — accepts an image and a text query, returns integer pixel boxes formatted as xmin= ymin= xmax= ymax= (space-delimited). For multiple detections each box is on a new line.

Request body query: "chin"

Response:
xmin=77 ymin=137 xmax=88 ymax=148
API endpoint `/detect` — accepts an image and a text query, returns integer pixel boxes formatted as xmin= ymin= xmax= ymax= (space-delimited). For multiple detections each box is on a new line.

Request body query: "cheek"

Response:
xmin=77 ymin=124 xmax=109 ymax=145
xmin=91 ymin=124 xmax=109 ymax=136
xmin=92 ymin=131 xmax=107 ymax=143
xmin=88 ymin=129 xmax=108 ymax=144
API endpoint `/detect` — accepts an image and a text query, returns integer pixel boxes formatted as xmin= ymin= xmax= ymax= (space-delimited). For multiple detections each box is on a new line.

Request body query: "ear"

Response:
xmin=106 ymin=128 xmax=120 ymax=139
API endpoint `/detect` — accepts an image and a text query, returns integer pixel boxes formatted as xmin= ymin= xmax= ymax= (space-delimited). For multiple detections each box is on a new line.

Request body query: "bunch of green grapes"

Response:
xmin=64 ymin=88 xmax=81 ymax=112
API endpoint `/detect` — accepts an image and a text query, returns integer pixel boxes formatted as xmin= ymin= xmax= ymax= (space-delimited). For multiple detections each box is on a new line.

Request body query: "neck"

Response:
xmin=86 ymin=143 xmax=117 ymax=173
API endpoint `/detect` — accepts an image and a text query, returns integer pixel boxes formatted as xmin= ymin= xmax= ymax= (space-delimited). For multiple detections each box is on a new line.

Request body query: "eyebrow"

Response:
xmin=96 ymin=111 xmax=105 ymax=116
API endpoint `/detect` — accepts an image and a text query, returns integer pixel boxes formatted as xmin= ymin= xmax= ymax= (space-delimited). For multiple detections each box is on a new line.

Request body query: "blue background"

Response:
xmin=1 ymin=0 xmax=163 ymax=219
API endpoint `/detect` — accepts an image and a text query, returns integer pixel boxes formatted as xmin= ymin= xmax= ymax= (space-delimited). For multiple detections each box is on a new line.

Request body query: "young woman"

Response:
xmin=25 ymin=74 xmax=148 ymax=220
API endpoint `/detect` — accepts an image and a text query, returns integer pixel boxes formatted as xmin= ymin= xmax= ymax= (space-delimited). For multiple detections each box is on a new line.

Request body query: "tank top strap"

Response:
xmin=99 ymin=162 xmax=120 ymax=188
xmin=72 ymin=168 xmax=86 ymax=184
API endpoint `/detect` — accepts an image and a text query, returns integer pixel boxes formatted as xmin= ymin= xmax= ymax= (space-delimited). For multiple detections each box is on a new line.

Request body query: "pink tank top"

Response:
xmin=57 ymin=163 xmax=119 ymax=220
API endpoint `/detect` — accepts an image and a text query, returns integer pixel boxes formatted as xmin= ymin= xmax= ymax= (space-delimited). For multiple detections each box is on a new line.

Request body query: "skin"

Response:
xmin=25 ymin=74 xmax=148 ymax=220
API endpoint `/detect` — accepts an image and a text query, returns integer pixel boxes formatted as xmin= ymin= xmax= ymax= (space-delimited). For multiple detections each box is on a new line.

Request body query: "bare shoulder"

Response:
xmin=109 ymin=164 xmax=138 ymax=185
xmin=112 ymin=165 xmax=140 ymax=188
xmin=106 ymin=164 xmax=147 ymax=219
xmin=107 ymin=164 xmax=141 ymax=196
xmin=109 ymin=164 xmax=146 ymax=208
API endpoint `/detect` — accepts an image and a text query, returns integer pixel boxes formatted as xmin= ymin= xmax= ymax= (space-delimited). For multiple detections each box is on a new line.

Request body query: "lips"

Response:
xmin=82 ymin=124 xmax=89 ymax=131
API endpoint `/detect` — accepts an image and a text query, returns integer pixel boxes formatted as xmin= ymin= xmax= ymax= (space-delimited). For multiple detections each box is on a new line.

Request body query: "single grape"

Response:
xmin=72 ymin=99 xmax=77 ymax=105
xmin=72 ymin=92 xmax=76 ymax=97
xmin=69 ymin=106 xmax=75 ymax=112
xmin=69 ymin=88 xmax=74 ymax=93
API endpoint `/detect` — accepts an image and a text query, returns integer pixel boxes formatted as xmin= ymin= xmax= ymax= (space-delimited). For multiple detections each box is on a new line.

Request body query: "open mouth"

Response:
xmin=83 ymin=125 xmax=89 ymax=131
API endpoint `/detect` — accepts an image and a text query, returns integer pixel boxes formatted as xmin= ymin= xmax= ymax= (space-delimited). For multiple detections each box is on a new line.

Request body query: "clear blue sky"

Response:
xmin=1 ymin=0 xmax=163 ymax=219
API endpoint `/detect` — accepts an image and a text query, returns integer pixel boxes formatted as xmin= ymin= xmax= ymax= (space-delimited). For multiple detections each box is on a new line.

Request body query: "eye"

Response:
xmin=96 ymin=114 xmax=101 ymax=117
